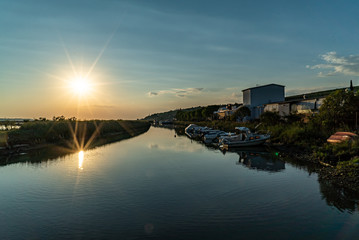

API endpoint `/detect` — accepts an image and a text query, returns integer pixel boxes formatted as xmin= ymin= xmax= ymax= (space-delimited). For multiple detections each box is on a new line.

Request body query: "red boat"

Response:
xmin=327 ymin=132 xmax=358 ymax=143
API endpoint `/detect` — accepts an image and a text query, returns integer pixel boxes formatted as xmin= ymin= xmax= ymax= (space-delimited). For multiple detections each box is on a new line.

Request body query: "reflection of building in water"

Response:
xmin=236 ymin=151 xmax=285 ymax=172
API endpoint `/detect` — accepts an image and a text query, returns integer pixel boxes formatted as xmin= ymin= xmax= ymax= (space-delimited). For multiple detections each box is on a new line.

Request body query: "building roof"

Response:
xmin=264 ymin=97 xmax=326 ymax=106
xmin=242 ymin=83 xmax=285 ymax=92
xmin=285 ymin=86 xmax=359 ymax=101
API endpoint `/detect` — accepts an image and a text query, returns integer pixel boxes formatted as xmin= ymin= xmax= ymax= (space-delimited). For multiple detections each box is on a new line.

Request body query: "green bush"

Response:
xmin=260 ymin=111 xmax=281 ymax=126
xmin=313 ymin=140 xmax=359 ymax=165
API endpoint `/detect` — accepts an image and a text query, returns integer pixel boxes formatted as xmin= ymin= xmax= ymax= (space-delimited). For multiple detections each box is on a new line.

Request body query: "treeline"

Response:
xmin=175 ymin=105 xmax=221 ymax=121
xmin=175 ymin=105 xmax=251 ymax=122
xmin=3 ymin=120 xmax=150 ymax=149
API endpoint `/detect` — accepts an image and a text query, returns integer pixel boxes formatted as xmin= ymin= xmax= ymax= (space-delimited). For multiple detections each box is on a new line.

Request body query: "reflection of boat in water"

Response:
xmin=229 ymin=147 xmax=285 ymax=172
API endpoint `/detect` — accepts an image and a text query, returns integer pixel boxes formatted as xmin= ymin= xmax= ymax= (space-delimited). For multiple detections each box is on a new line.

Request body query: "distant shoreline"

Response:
xmin=0 ymin=120 xmax=151 ymax=164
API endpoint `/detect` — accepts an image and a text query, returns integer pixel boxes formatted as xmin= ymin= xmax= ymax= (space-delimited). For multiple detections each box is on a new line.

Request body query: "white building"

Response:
xmin=242 ymin=84 xmax=285 ymax=119
xmin=264 ymin=97 xmax=325 ymax=116
xmin=264 ymin=101 xmax=290 ymax=116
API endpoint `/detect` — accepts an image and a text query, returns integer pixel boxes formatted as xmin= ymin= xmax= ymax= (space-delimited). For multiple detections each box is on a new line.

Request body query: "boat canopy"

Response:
xmin=235 ymin=127 xmax=251 ymax=133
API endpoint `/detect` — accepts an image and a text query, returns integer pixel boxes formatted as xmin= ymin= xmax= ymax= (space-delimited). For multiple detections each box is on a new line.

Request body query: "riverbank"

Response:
xmin=276 ymin=145 xmax=359 ymax=193
xmin=0 ymin=120 xmax=151 ymax=162
xmin=175 ymin=120 xmax=359 ymax=193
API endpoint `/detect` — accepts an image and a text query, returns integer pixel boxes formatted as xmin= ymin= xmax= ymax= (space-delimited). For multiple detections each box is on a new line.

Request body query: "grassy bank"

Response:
xmin=175 ymin=118 xmax=359 ymax=192
xmin=1 ymin=120 xmax=150 ymax=151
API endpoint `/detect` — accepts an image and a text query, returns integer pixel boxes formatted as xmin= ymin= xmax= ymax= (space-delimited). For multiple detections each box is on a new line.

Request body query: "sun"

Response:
xmin=70 ymin=76 xmax=91 ymax=96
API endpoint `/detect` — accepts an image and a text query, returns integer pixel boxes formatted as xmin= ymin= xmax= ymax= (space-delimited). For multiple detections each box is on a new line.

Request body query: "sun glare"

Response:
xmin=70 ymin=76 xmax=91 ymax=96
xmin=78 ymin=150 xmax=84 ymax=169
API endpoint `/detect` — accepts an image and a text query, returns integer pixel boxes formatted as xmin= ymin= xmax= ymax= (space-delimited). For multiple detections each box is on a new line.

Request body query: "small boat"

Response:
xmin=327 ymin=132 xmax=358 ymax=144
xmin=219 ymin=127 xmax=270 ymax=148
xmin=203 ymin=130 xmax=230 ymax=144
xmin=185 ymin=124 xmax=212 ymax=139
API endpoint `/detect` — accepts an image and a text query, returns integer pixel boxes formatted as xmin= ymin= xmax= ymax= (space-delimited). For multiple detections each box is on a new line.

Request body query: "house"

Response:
xmin=264 ymin=101 xmax=291 ymax=116
xmin=242 ymin=84 xmax=285 ymax=119
xmin=291 ymin=98 xmax=325 ymax=114
xmin=214 ymin=104 xmax=241 ymax=119
xmin=264 ymin=97 xmax=325 ymax=116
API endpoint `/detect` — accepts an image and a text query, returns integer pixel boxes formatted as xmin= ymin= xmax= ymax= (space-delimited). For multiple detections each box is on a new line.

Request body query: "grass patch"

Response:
xmin=0 ymin=131 xmax=7 ymax=147
xmin=5 ymin=120 xmax=151 ymax=149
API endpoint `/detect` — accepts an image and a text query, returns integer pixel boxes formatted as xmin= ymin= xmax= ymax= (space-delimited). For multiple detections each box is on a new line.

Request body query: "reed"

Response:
xmin=5 ymin=120 xmax=150 ymax=149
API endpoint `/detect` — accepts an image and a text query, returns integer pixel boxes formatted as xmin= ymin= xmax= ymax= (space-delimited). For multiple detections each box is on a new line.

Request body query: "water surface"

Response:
xmin=0 ymin=127 xmax=358 ymax=239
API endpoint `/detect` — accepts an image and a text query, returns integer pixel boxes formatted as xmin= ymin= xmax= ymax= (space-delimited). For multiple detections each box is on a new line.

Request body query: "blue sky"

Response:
xmin=1 ymin=0 xmax=359 ymax=119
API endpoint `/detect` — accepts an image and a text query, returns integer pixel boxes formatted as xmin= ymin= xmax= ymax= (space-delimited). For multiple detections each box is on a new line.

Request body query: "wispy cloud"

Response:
xmin=147 ymin=87 xmax=204 ymax=98
xmin=148 ymin=92 xmax=158 ymax=97
xmin=80 ymin=104 xmax=116 ymax=109
xmin=307 ymin=52 xmax=359 ymax=77
xmin=220 ymin=92 xmax=243 ymax=103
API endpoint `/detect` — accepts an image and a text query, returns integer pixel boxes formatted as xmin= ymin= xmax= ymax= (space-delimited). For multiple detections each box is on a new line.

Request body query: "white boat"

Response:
xmin=219 ymin=127 xmax=270 ymax=148
xmin=203 ymin=130 xmax=229 ymax=144
xmin=185 ymin=124 xmax=211 ymax=138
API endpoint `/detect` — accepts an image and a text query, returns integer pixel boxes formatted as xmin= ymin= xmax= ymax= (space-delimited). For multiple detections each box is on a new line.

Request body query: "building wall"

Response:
xmin=243 ymin=85 xmax=285 ymax=119
xmin=291 ymin=98 xmax=325 ymax=114
xmin=264 ymin=103 xmax=290 ymax=116
xmin=243 ymin=90 xmax=251 ymax=106
xmin=252 ymin=106 xmax=265 ymax=119
xmin=249 ymin=85 xmax=285 ymax=106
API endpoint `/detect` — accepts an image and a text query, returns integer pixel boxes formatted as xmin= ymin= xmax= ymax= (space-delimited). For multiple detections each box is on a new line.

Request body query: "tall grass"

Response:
xmin=5 ymin=120 xmax=150 ymax=149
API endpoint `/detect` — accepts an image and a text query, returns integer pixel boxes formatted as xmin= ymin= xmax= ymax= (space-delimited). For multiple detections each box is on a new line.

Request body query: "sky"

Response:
xmin=1 ymin=0 xmax=359 ymax=119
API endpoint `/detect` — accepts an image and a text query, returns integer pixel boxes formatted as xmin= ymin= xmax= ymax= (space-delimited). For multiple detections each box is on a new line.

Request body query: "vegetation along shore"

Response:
xmin=167 ymin=89 xmax=359 ymax=193
xmin=0 ymin=118 xmax=150 ymax=162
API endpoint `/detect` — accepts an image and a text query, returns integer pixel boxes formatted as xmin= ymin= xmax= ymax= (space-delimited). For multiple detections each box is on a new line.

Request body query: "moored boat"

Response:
xmin=219 ymin=127 xmax=270 ymax=148
xmin=327 ymin=132 xmax=358 ymax=144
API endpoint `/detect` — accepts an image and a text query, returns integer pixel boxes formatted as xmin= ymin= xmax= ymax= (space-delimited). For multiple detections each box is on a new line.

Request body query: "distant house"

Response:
xmin=242 ymin=84 xmax=285 ymax=119
xmin=264 ymin=101 xmax=291 ymax=116
xmin=291 ymin=98 xmax=325 ymax=114
xmin=214 ymin=104 xmax=241 ymax=119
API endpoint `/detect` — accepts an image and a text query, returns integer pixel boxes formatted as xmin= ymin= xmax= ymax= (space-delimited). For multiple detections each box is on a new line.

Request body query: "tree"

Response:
xmin=230 ymin=106 xmax=251 ymax=121
xmin=316 ymin=90 xmax=359 ymax=130
xmin=201 ymin=105 xmax=221 ymax=120
xmin=53 ymin=115 xmax=66 ymax=121
xmin=260 ymin=111 xmax=281 ymax=126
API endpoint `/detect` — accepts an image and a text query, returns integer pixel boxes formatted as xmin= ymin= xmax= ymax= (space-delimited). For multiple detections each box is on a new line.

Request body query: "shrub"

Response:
xmin=260 ymin=111 xmax=281 ymax=126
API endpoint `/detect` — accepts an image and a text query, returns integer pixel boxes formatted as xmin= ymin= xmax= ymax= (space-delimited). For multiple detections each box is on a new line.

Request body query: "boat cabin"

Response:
xmin=234 ymin=127 xmax=251 ymax=141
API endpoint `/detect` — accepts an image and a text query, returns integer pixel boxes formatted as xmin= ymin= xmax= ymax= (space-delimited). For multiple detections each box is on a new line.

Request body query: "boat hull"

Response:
xmin=220 ymin=136 xmax=270 ymax=148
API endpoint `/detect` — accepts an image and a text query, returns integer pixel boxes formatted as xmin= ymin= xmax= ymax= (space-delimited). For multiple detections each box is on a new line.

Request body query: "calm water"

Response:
xmin=0 ymin=127 xmax=358 ymax=239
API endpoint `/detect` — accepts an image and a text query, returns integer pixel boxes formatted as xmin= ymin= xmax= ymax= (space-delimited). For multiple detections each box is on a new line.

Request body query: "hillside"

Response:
xmin=142 ymin=106 xmax=209 ymax=121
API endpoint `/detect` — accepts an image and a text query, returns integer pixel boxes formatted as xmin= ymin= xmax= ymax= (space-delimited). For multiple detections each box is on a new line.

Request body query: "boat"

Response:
xmin=185 ymin=124 xmax=212 ymax=139
xmin=218 ymin=127 xmax=270 ymax=148
xmin=203 ymin=130 xmax=231 ymax=144
xmin=327 ymin=132 xmax=358 ymax=144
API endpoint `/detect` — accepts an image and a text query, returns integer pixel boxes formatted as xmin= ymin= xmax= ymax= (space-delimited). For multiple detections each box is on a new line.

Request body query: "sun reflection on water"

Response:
xmin=78 ymin=150 xmax=84 ymax=170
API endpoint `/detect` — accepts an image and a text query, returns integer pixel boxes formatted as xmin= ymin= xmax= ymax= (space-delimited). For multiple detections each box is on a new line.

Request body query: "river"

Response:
xmin=0 ymin=127 xmax=358 ymax=239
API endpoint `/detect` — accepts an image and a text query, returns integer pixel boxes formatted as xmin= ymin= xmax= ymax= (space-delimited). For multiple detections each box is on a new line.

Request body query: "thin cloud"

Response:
xmin=80 ymin=104 xmax=116 ymax=109
xmin=307 ymin=52 xmax=359 ymax=77
xmin=222 ymin=92 xmax=242 ymax=103
xmin=148 ymin=92 xmax=158 ymax=97
xmin=147 ymin=87 xmax=204 ymax=98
